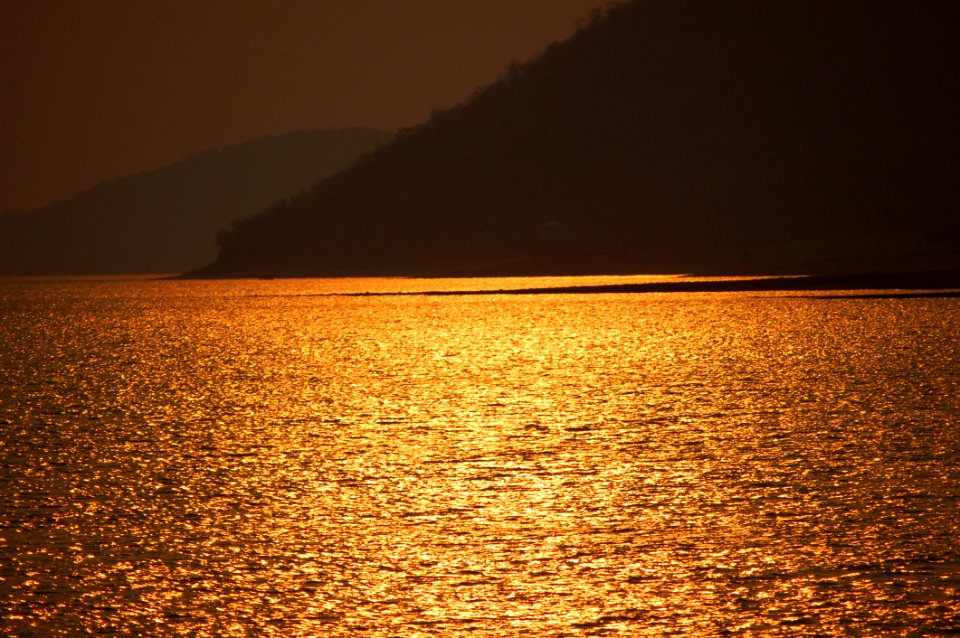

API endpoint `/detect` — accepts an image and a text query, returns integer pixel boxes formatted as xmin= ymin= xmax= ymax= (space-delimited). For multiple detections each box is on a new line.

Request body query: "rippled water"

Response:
xmin=1 ymin=277 xmax=959 ymax=636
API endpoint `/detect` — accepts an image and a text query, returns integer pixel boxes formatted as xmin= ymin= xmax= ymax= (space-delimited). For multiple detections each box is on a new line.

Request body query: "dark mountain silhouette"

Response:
xmin=0 ymin=128 xmax=390 ymax=274
xmin=196 ymin=0 xmax=959 ymax=278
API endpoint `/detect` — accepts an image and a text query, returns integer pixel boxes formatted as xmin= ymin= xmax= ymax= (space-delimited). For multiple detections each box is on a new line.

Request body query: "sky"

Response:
xmin=1 ymin=0 xmax=614 ymax=214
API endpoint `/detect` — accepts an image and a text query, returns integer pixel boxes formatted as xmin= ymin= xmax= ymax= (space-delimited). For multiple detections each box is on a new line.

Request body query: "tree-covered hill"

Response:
xmin=199 ymin=0 xmax=959 ymax=278
xmin=0 ymin=128 xmax=390 ymax=275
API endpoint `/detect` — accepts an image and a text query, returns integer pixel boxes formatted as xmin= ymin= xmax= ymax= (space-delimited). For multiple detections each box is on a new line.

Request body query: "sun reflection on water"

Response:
xmin=1 ymin=279 xmax=959 ymax=635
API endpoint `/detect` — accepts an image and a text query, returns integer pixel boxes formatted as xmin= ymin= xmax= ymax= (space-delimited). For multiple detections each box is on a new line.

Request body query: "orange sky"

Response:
xmin=0 ymin=0 xmax=614 ymax=213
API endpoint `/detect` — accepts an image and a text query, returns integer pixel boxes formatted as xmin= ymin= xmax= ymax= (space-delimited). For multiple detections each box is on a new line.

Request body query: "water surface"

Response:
xmin=1 ymin=277 xmax=958 ymax=635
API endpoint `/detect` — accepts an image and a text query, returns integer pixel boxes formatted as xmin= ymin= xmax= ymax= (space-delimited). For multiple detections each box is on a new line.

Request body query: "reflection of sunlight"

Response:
xmin=3 ymin=277 xmax=959 ymax=634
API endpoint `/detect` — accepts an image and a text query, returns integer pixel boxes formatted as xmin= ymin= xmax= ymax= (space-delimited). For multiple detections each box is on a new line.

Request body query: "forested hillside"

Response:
xmin=199 ymin=0 xmax=959 ymax=277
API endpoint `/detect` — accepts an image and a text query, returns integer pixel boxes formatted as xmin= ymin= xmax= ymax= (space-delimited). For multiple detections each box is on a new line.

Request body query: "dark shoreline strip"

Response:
xmin=344 ymin=270 xmax=960 ymax=297
xmin=797 ymin=291 xmax=960 ymax=300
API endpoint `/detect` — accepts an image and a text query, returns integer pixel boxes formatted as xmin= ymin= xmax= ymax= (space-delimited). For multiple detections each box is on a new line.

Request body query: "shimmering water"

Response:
xmin=1 ymin=277 xmax=959 ymax=636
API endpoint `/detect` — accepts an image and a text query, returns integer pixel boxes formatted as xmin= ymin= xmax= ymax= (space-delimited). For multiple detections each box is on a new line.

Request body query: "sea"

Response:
xmin=1 ymin=275 xmax=958 ymax=636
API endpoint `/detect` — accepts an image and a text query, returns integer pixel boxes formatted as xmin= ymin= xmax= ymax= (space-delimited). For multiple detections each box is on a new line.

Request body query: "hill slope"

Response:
xmin=0 ymin=128 xmax=390 ymax=274
xmin=199 ymin=0 xmax=959 ymax=278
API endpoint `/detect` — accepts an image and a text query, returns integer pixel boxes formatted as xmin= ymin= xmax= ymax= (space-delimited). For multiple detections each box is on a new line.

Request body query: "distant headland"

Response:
xmin=190 ymin=0 xmax=959 ymax=280
xmin=0 ymin=128 xmax=390 ymax=275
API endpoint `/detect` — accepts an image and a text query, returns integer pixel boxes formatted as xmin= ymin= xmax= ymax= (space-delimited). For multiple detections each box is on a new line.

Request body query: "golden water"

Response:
xmin=1 ymin=278 xmax=959 ymax=635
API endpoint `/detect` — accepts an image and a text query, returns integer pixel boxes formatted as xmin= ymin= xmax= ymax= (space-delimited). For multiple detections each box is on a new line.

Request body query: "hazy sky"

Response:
xmin=1 ymin=0 xmax=614 ymax=213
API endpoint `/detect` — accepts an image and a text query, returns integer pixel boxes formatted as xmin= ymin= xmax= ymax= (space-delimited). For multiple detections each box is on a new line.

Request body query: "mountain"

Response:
xmin=197 ymin=0 xmax=959 ymax=278
xmin=0 ymin=128 xmax=391 ymax=275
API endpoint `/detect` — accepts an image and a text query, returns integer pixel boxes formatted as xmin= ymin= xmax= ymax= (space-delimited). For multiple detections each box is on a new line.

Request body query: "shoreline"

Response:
xmin=343 ymin=269 xmax=960 ymax=297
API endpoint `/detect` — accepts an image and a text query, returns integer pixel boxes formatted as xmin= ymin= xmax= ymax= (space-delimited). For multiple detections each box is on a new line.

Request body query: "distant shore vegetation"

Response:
xmin=202 ymin=0 xmax=959 ymax=278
